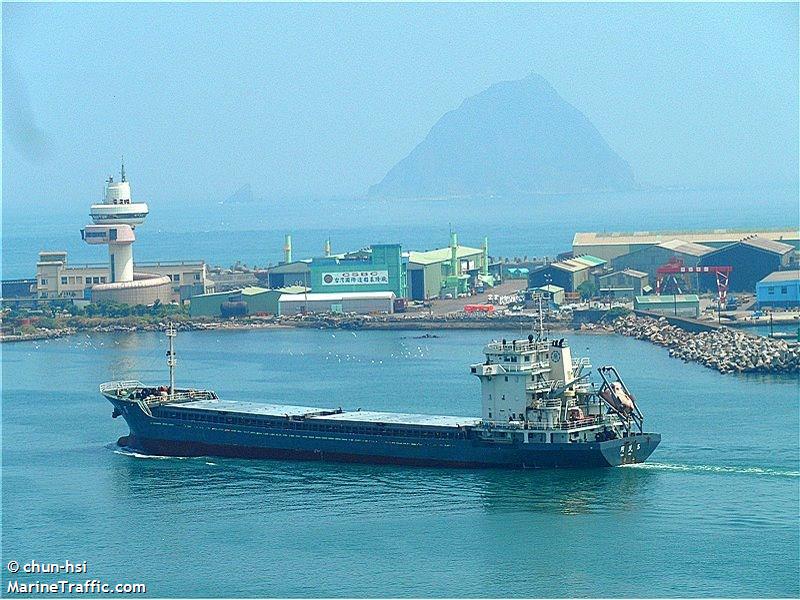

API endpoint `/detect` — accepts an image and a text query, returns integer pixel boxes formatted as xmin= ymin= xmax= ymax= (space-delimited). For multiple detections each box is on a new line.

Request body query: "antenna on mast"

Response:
xmin=120 ymin=156 xmax=126 ymax=182
xmin=166 ymin=323 xmax=176 ymax=399
xmin=537 ymin=293 xmax=544 ymax=341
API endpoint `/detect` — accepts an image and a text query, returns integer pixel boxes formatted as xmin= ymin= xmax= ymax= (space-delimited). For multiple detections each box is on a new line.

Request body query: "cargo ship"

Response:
xmin=101 ymin=325 xmax=660 ymax=468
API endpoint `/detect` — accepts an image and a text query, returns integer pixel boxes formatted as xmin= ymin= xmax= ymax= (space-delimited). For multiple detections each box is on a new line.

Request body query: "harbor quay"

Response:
xmin=1 ymin=165 xmax=799 ymax=373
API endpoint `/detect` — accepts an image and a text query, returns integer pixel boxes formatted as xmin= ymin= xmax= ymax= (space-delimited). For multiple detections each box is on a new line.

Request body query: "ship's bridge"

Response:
xmin=471 ymin=336 xmax=589 ymax=425
xmin=479 ymin=337 xmax=551 ymax=373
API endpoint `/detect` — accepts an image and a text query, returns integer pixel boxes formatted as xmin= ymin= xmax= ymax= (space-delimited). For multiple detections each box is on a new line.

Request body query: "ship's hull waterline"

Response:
xmin=111 ymin=400 xmax=660 ymax=469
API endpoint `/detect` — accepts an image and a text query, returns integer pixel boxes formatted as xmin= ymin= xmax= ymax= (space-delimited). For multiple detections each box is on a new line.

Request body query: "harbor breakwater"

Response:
xmin=613 ymin=314 xmax=800 ymax=375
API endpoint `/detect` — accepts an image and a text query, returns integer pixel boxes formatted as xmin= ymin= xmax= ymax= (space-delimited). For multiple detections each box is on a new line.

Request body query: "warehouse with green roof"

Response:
xmin=527 ymin=255 xmax=608 ymax=292
xmin=189 ymin=285 xmax=309 ymax=318
xmin=406 ymin=233 xmax=490 ymax=300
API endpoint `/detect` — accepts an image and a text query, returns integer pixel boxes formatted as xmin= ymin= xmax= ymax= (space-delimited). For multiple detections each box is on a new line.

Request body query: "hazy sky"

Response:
xmin=3 ymin=2 xmax=798 ymax=213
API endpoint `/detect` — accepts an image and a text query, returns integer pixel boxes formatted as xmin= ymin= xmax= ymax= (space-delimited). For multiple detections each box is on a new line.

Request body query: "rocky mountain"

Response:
xmin=369 ymin=73 xmax=635 ymax=198
xmin=223 ymin=183 xmax=255 ymax=204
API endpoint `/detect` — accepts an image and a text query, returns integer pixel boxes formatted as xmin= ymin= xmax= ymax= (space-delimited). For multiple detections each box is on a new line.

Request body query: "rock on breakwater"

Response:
xmin=613 ymin=315 xmax=800 ymax=375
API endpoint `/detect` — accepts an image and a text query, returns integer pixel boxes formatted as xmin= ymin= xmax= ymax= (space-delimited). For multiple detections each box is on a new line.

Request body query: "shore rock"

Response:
xmin=612 ymin=315 xmax=799 ymax=375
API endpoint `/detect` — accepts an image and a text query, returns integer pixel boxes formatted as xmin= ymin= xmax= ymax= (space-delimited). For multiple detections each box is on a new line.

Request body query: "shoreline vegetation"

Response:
xmin=0 ymin=313 xmax=584 ymax=342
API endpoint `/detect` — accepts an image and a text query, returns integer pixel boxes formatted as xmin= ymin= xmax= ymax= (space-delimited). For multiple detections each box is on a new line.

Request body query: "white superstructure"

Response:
xmin=469 ymin=334 xmax=645 ymax=445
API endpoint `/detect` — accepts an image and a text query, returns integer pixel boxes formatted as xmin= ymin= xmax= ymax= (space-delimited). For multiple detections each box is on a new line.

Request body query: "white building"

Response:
xmin=278 ymin=291 xmax=396 ymax=315
xmin=36 ymin=160 xmax=212 ymax=304
xmin=36 ymin=251 xmax=213 ymax=302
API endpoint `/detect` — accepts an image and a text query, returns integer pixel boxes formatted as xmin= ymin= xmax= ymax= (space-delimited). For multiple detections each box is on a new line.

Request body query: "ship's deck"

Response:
xmin=172 ymin=399 xmax=334 ymax=418
xmin=168 ymin=399 xmax=479 ymax=429
xmin=313 ymin=410 xmax=480 ymax=429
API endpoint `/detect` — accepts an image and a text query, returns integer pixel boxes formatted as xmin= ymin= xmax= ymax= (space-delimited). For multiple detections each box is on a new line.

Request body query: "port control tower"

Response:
xmin=81 ymin=160 xmax=149 ymax=283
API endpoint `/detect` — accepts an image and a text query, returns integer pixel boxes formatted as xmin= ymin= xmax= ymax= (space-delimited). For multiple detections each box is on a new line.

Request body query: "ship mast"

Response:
xmin=537 ymin=293 xmax=544 ymax=340
xmin=166 ymin=323 xmax=176 ymax=399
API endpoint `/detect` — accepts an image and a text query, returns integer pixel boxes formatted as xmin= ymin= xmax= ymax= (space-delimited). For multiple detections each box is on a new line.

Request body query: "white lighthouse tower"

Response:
xmin=81 ymin=160 xmax=150 ymax=283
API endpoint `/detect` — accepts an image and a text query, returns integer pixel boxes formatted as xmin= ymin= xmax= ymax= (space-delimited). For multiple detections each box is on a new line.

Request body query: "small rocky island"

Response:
xmin=369 ymin=73 xmax=635 ymax=199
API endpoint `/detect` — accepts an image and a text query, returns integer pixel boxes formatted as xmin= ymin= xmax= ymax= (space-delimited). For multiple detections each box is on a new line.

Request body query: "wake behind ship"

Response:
xmin=102 ymin=326 xmax=660 ymax=468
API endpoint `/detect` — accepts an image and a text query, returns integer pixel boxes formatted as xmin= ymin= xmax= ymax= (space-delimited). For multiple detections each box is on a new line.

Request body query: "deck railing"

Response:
xmin=485 ymin=340 xmax=550 ymax=353
xmin=486 ymin=415 xmax=607 ymax=431
xmin=99 ymin=380 xmax=144 ymax=393
xmin=144 ymin=390 xmax=218 ymax=406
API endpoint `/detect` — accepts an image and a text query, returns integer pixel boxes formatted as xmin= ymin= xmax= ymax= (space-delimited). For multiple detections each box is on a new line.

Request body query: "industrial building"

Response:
xmin=498 ymin=259 xmax=548 ymax=281
xmin=208 ymin=267 xmax=259 ymax=292
xmin=259 ymin=260 xmax=311 ymax=289
xmin=91 ymin=274 xmax=173 ymax=305
xmin=756 ymin=270 xmax=800 ymax=308
xmin=533 ymin=284 xmax=565 ymax=307
xmin=36 ymin=251 xmax=212 ymax=303
xmin=596 ymin=269 xmax=649 ymax=298
xmin=527 ymin=255 xmax=607 ymax=293
xmin=634 ymin=294 xmax=700 ymax=318
xmin=1 ymin=278 xmax=37 ymax=308
xmin=188 ymin=285 xmax=309 ymax=318
xmin=611 ymin=239 xmax=713 ymax=284
xmin=504 ymin=266 xmax=530 ymax=280
xmin=574 ymin=229 xmax=800 ymax=262
xmin=698 ymin=236 xmax=795 ymax=292
xmin=278 ymin=291 xmax=396 ymax=315
xmin=255 ymin=233 xmax=492 ymax=301
xmin=310 ymin=243 xmax=407 ymax=298
xmin=256 ymin=236 xmax=407 ymax=298
xmin=406 ymin=234 xmax=490 ymax=300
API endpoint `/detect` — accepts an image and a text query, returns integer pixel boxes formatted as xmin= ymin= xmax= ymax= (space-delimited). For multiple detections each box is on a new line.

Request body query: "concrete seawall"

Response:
xmin=632 ymin=310 xmax=721 ymax=333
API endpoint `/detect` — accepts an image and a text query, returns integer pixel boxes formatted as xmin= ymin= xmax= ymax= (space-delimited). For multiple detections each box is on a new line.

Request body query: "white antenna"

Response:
xmin=166 ymin=323 xmax=176 ymax=399
xmin=537 ymin=293 xmax=544 ymax=340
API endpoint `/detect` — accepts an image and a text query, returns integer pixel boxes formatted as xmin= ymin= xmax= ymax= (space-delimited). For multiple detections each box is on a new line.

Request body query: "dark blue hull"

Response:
xmin=119 ymin=434 xmax=659 ymax=468
xmin=111 ymin=399 xmax=660 ymax=468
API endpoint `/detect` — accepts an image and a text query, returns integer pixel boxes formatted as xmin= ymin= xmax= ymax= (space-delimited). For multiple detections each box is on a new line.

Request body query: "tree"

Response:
xmin=577 ymin=280 xmax=598 ymax=301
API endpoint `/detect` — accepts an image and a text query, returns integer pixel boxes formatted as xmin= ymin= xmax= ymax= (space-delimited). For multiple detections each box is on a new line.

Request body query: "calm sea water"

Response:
xmin=2 ymin=186 xmax=797 ymax=278
xmin=2 ymin=328 xmax=798 ymax=597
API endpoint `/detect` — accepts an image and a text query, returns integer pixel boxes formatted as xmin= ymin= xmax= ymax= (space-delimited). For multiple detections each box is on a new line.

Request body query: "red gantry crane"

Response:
xmin=655 ymin=257 xmax=732 ymax=303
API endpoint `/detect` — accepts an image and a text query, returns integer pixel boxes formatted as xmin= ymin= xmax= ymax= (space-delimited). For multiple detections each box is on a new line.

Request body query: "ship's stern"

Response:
xmin=600 ymin=433 xmax=661 ymax=466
